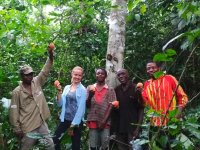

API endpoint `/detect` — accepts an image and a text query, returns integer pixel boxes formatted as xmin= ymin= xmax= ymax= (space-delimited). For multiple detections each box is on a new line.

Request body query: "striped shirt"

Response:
xmin=142 ymin=75 xmax=188 ymax=126
xmin=87 ymin=84 xmax=116 ymax=127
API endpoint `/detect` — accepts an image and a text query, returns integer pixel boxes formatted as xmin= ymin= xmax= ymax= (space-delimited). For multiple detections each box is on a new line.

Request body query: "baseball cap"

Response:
xmin=19 ymin=64 xmax=34 ymax=75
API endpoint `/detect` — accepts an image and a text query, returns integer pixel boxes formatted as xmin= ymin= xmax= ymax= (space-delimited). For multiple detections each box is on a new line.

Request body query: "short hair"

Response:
xmin=146 ymin=60 xmax=162 ymax=68
xmin=72 ymin=66 xmax=84 ymax=74
xmin=95 ymin=67 xmax=107 ymax=77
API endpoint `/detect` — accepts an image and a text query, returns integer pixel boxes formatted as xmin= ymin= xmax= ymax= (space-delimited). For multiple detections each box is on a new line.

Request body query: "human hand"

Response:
xmin=67 ymin=129 xmax=74 ymax=136
xmin=67 ymin=125 xmax=74 ymax=136
xmin=111 ymin=100 xmax=119 ymax=108
xmin=48 ymin=42 xmax=55 ymax=52
xmin=175 ymin=111 xmax=183 ymax=119
xmin=88 ymin=85 xmax=95 ymax=92
xmin=47 ymin=42 xmax=55 ymax=59
xmin=54 ymin=80 xmax=62 ymax=91
xmin=88 ymin=90 xmax=95 ymax=98
xmin=175 ymin=114 xmax=182 ymax=119
xmin=175 ymin=107 xmax=183 ymax=119
xmin=136 ymin=82 xmax=143 ymax=92
xmin=97 ymin=121 xmax=105 ymax=129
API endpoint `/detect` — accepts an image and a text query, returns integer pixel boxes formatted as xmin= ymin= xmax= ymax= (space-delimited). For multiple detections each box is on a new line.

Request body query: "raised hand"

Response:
xmin=47 ymin=42 xmax=55 ymax=60
xmin=54 ymin=80 xmax=62 ymax=91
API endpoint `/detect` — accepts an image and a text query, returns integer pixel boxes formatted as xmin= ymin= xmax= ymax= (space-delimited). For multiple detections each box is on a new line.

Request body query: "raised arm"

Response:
xmin=36 ymin=43 xmax=55 ymax=86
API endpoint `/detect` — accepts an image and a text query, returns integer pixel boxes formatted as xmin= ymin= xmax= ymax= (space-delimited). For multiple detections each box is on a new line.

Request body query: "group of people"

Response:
xmin=9 ymin=44 xmax=188 ymax=150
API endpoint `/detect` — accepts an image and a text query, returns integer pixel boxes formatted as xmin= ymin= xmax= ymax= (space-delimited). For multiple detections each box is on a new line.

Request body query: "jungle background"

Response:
xmin=0 ymin=0 xmax=200 ymax=149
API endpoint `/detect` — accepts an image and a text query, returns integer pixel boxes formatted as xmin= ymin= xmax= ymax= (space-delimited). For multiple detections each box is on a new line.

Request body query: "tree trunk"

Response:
xmin=106 ymin=0 xmax=127 ymax=88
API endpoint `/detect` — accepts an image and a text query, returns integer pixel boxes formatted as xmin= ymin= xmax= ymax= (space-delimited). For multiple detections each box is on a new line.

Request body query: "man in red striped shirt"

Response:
xmin=142 ymin=60 xmax=188 ymax=149
xmin=142 ymin=60 xmax=188 ymax=126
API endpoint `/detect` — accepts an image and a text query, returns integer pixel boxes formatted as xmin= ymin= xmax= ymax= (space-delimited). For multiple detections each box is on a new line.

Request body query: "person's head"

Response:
xmin=95 ymin=68 xmax=107 ymax=83
xmin=146 ymin=60 xmax=161 ymax=78
xmin=116 ymin=69 xmax=129 ymax=85
xmin=71 ymin=66 xmax=84 ymax=84
xmin=19 ymin=64 xmax=34 ymax=85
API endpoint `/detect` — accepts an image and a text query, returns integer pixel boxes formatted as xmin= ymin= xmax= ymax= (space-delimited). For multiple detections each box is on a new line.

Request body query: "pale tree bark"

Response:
xmin=106 ymin=0 xmax=127 ymax=88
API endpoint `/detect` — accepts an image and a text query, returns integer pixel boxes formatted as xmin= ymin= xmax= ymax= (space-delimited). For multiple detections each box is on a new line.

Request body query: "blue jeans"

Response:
xmin=53 ymin=120 xmax=82 ymax=150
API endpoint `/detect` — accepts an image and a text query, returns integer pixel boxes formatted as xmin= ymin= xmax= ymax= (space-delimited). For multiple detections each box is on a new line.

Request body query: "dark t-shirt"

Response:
xmin=112 ymin=81 xmax=143 ymax=133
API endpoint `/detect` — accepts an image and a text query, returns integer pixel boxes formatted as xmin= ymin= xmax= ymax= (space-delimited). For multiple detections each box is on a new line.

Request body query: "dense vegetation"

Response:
xmin=0 ymin=0 xmax=200 ymax=149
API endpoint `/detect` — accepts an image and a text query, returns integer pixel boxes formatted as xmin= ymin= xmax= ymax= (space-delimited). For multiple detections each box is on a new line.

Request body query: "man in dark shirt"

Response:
xmin=111 ymin=69 xmax=144 ymax=150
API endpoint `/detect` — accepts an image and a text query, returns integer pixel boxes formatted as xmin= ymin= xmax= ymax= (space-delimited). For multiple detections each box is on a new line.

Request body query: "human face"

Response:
xmin=21 ymin=72 xmax=34 ymax=85
xmin=146 ymin=62 xmax=160 ymax=78
xmin=71 ymin=69 xmax=83 ymax=84
xmin=96 ymin=69 xmax=106 ymax=83
xmin=117 ymin=69 xmax=129 ymax=84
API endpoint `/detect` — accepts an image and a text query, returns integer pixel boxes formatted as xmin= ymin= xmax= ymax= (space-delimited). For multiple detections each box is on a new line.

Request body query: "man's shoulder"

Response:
xmin=164 ymin=74 xmax=175 ymax=78
xmin=163 ymin=74 xmax=177 ymax=82
xmin=144 ymin=79 xmax=151 ymax=84
xmin=13 ymin=85 xmax=21 ymax=92
xmin=12 ymin=86 xmax=21 ymax=95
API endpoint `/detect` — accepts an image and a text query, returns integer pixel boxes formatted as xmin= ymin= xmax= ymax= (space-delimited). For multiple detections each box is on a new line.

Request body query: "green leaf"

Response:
xmin=146 ymin=108 xmax=162 ymax=117
xmin=140 ymin=4 xmax=147 ymax=15
xmin=168 ymin=109 xmax=178 ymax=118
xmin=133 ymin=138 xmax=149 ymax=145
xmin=186 ymin=122 xmax=200 ymax=129
xmin=187 ymin=127 xmax=200 ymax=139
xmin=111 ymin=5 xmax=119 ymax=9
xmin=126 ymin=14 xmax=134 ymax=22
xmin=152 ymin=141 xmax=162 ymax=150
xmin=41 ymin=0 xmax=50 ymax=5
xmin=127 ymin=1 xmax=134 ymax=12
xmin=186 ymin=28 xmax=200 ymax=42
xmin=168 ymin=124 xmax=178 ymax=129
xmin=157 ymin=135 xmax=168 ymax=148
xmin=153 ymin=53 xmax=173 ymax=62
xmin=177 ymin=133 xmax=194 ymax=149
xmin=153 ymin=71 xmax=164 ymax=79
xmin=127 ymin=0 xmax=141 ymax=12
xmin=166 ymin=49 xmax=176 ymax=56
xmin=178 ymin=20 xmax=187 ymax=30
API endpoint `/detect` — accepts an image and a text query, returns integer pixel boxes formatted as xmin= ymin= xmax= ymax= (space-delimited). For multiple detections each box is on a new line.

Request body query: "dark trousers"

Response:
xmin=53 ymin=120 xmax=82 ymax=150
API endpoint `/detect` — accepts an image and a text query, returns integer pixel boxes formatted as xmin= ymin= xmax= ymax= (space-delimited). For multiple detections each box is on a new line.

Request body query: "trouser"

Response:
xmin=116 ymin=133 xmax=133 ymax=150
xmin=20 ymin=122 xmax=54 ymax=150
xmin=89 ymin=128 xmax=110 ymax=150
xmin=53 ymin=120 xmax=82 ymax=150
